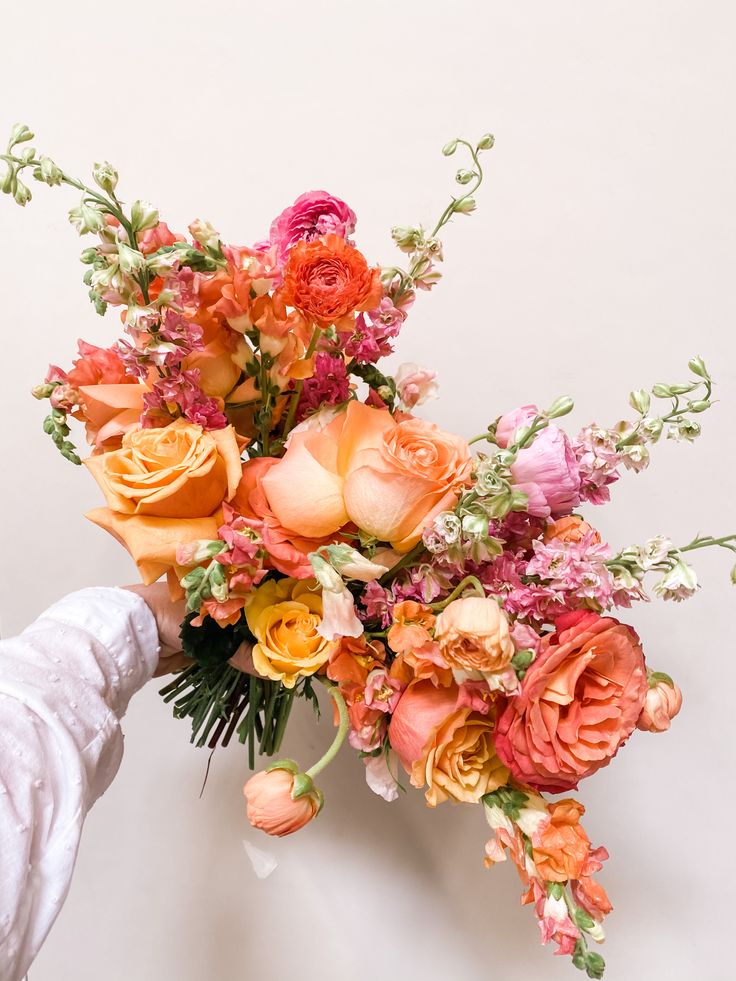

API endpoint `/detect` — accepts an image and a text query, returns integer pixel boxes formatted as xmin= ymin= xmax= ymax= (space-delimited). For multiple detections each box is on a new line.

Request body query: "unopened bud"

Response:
xmin=9 ymin=123 xmax=34 ymax=145
xmin=453 ymin=196 xmax=477 ymax=215
xmin=651 ymin=383 xmax=673 ymax=398
xmin=477 ymin=133 xmax=495 ymax=150
xmin=37 ymin=155 xmax=63 ymax=186
xmin=390 ymin=225 xmax=421 ymax=252
xmin=117 ymin=243 xmax=147 ymax=275
xmin=546 ymin=395 xmax=574 ymax=419
xmin=688 ymin=355 xmax=709 ymax=379
xmin=131 ymin=199 xmax=159 ymax=233
xmin=687 ymin=399 xmax=710 ymax=413
xmin=455 ymin=169 xmax=475 ymax=185
xmin=1 ymin=166 xmax=14 ymax=194
xmin=629 ymin=388 xmax=651 ymax=414
xmin=93 ymin=160 xmax=119 ymax=194
xmin=68 ymin=199 xmax=105 ymax=234
xmin=13 ymin=180 xmax=31 ymax=206
xmin=442 ymin=139 xmax=459 ymax=156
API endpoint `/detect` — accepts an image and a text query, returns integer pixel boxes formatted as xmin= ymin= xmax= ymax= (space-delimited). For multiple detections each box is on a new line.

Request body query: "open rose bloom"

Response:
xmin=14 ymin=123 xmax=733 ymax=978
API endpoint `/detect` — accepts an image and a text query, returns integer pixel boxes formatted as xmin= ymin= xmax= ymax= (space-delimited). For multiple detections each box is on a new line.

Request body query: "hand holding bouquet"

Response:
xmin=4 ymin=121 xmax=734 ymax=977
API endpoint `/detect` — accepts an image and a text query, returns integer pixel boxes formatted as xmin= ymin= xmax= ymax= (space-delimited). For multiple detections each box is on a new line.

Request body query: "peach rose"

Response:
xmin=280 ymin=234 xmax=382 ymax=325
xmin=260 ymin=401 xmax=472 ymax=552
xmin=243 ymin=766 xmax=321 ymax=837
xmin=85 ymin=419 xmax=243 ymax=582
xmin=245 ymin=578 xmax=337 ymax=688
xmin=389 ymin=680 xmax=508 ymax=806
xmin=434 ymin=597 xmax=514 ymax=673
xmin=495 ymin=611 xmax=648 ymax=793
xmin=543 ymin=514 xmax=601 ymax=545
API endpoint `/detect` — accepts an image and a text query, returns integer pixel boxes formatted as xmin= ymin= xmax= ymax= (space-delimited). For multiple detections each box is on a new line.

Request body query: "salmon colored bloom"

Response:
xmin=77 ymin=382 xmax=147 ymax=451
xmin=243 ymin=767 xmax=321 ymax=837
xmin=434 ymin=596 xmax=515 ymax=674
xmin=636 ymin=675 xmax=683 ymax=732
xmin=495 ymin=611 xmax=648 ymax=792
xmin=259 ymin=401 xmax=472 ymax=552
xmin=543 ymin=514 xmax=601 ymax=545
xmin=531 ymin=799 xmax=592 ymax=882
xmin=387 ymin=600 xmax=436 ymax=654
xmin=280 ymin=234 xmax=382 ymax=326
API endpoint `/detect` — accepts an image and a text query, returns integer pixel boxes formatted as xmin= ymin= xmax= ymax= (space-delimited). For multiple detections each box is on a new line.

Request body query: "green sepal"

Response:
xmin=266 ymin=759 xmax=300 ymax=776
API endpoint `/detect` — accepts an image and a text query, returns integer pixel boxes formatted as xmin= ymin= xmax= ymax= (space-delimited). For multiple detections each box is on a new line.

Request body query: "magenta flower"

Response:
xmin=268 ymin=190 xmax=357 ymax=266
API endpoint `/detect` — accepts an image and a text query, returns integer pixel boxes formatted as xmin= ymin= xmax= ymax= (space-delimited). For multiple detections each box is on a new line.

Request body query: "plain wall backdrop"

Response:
xmin=1 ymin=2 xmax=735 ymax=979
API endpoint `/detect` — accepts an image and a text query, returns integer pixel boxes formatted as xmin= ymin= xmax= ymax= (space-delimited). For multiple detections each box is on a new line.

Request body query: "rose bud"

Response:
xmin=243 ymin=763 xmax=323 ymax=837
xmin=636 ymin=673 xmax=683 ymax=733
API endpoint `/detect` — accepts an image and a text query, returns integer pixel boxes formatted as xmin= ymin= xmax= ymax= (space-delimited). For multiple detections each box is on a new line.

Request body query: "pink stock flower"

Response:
xmin=268 ymin=190 xmax=357 ymax=265
xmin=394 ymin=362 xmax=439 ymax=409
xmin=496 ymin=405 xmax=581 ymax=519
xmin=573 ymin=425 xmax=623 ymax=505
xmin=342 ymin=296 xmax=408 ymax=364
xmin=296 ymin=353 xmax=351 ymax=421
xmin=525 ymin=534 xmax=615 ymax=612
xmin=142 ymin=368 xmax=228 ymax=430
xmin=364 ymin=668 xmax=404 ymax=713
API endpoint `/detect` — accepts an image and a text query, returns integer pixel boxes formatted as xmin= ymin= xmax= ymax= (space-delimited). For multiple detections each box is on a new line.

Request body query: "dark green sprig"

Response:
xmin=31 ymin=384 xmax=81 ymax=465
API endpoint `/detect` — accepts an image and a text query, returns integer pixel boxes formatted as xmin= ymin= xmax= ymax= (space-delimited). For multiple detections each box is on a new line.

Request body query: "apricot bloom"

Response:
xmin=636 ymin=675 xmax=683 ymax=732
xmin=434 ymin=596 xmax=514 ymax=674
xmin=260 ymin=401 xmax=472 ymax=552
xmin=243 ymin=767 xmax=321 ymax=837
xmin=543 ymin=514 xmax=601 ymax=545
xmin=531 ymin=799 xmax=592 ymax=882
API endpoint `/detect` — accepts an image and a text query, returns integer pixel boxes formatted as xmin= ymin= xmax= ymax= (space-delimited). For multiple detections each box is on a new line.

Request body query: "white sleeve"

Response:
xmin=0 ymin=586 xmax=160 ymax=981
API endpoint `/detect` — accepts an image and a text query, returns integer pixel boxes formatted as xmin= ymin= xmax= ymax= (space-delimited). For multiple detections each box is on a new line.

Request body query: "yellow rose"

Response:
xmin=246 ymin=579 xmax=337 ymax=689
xmin=411 ymin=707 xmax=509 ymax=807
xmin=85 ymin=419 xmax=243 ymax=583
xmin=434 ymin=597 xmax=514 ymax=673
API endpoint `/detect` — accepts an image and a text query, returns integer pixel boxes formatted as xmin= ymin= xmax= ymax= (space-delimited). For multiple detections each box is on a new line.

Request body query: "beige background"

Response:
xmin=1 ymin=1 xmax=735 ymax=979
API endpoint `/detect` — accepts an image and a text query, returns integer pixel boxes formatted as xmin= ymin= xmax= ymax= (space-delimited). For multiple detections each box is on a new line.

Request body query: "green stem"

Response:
xmin=378 ymin=541 xmax=426 ymax=586
xmin=430 ymin=575 xmax=486 ymax=611
xmin=680 ymin=533 xmax=736 ymax=553
xmin=305 ymin=680 xmax=349 ymax=780
xmin=281 ymin=324 xmax=322 ymax=441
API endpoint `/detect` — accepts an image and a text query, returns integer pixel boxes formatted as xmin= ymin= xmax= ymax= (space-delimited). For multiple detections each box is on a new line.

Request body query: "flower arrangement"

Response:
xmin=4 ymin=121 xmax=734 ymax=977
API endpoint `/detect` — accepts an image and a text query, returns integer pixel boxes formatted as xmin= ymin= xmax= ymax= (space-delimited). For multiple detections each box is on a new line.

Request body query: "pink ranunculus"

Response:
xmin=268 ymin=190 xmax=357 ymax=265
xmin=495 ymin=611 xmax=648 ymax=793
xmin=243 ymin=767 xmax=321 ymax=837
xmin=636 ymin=676 xmax=683 ymax=732
xmin=496 ymin=405 xmax=581 ymax=519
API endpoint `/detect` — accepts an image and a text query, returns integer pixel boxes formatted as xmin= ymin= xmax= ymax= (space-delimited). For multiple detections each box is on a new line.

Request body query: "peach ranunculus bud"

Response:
xmin=434 ymin=596 xmax=515 ymax=674
xmin=243 ymin=762 xmax=323 ymax=837
xmin=543 ymin=514 xmax=601 ymax=545
xmin=636 ymin=672 xmax=683 ymax=733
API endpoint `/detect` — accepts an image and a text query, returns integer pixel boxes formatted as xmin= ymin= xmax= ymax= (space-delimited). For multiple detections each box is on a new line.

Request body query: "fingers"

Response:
xmin=228 ymin=641 xmax=256 ymax=676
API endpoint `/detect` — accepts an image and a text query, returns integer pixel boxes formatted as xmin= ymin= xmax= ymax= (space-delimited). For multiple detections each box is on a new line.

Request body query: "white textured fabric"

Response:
xmin=0 ymin=587 xmax=159 ymax=981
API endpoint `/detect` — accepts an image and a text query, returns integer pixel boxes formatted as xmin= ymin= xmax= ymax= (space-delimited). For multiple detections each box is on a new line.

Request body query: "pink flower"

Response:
xmin=496 ymin=405 xmax=581 ymax=518
xmin=573 ymin=425 xmax=622 ymax=505
xmin=342 ymin=297 xmax=408 ymax=364
xmin=395 ymin=362 xmax=439 ymax=409
xmin=268 ymin=190 xmax=356 ymax=265
xmin=296 ymin=353 xmax=351 ymax=421
xmin=138 ymin=221 xmax=184 ymax=254
xmin=364 ymin=668 xmax=403 ymax=713
xmin=636 ymin=676 xmax=683 ymax=732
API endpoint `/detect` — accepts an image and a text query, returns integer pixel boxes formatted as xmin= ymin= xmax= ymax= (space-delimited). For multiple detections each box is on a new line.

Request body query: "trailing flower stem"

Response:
xmin=305 ymin=680 xmax=349 ymax=780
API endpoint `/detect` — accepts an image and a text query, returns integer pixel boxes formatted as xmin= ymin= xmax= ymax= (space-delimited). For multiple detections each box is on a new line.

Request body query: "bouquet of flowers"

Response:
xmin=4 ymin=122 xmax=734 ymax=977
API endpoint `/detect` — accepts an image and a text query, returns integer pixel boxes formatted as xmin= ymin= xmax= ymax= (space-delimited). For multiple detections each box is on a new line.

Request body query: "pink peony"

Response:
xmin=496 ymin=405 xmax=581 ymax=519
xmin=495 ymin=611 xmax=648 ymax=792
xmin=268 ymin=190 xmax=357 ymax=265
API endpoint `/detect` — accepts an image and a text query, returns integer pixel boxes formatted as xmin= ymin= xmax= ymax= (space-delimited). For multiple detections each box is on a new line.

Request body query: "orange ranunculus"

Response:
xmin=495 ymin=611 xmax=648 ymax=793
xmin=243 ymin=767 xmax=321 ymax=837
xmin=543 ymin=514 xmax=601 ymax=545
xmin=387 ymin=601 xmax=436 ymax=654
xmin=280 ymin=234 xmax=382 ymax=326
xmin=531 ymin=799 xmax=592 ymax=882
xmin=259 ymin=401 xmax=472 ymax=552
xmin=434 ymin=596 xmax=514 ymax=674
xmin=85 ymin=419 xmax=243 ymax=583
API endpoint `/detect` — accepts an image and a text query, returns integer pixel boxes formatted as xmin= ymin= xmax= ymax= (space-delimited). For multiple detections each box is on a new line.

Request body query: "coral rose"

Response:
xmin=246 ymin=578 xmax=337 ymax=688
xmin=85 ymin=419 xmax=243 ymax=582
xmin=243 ymin=766 xmax=321 ymax=837
xmin=389 ymin=680 xmax=508 ymax=806
xmin=281 ymin=234 xmax=381 ymax=325
xmin=260 ymin=401 xmax=472 ymax=552
xmin=496 ymin=405 xmax=581 ymax=519
xmin=435 ymin=596 xmax=514 ymax=673
xmin=495 ymin=611 xmax=648 ymax=792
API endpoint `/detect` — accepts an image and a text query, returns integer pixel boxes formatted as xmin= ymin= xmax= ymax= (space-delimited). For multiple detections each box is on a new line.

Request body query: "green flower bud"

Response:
xmin=1 ymin=165 xmax=15 ymax=194
xmin=688 ymin=355 xmax=709 ymax=379
xmin=131 ymin=199 xmax=159 ymax=233
xmin=651 ymin=383 xmax=673 ymax=398
xmin=455 ymin=169 xmax=475 ymax=185
xmin=546 ymin=394 xmax=574 ymax=419
xmin=32 ymin=383 xmax=55 ymax=400
xmin=117 ymin=242 xmax=147 ymax=275
xmin=453 ymin=196 xmax=477 ymax=215
xmin=93 ymin=160 xmax=119 ymax=194
xmin=9 ymin=123 xmax=34 ymax=146
xmin=38 ymin=155 xmax=63 ymax=186
xmin=19 ymin=146 xmax=36 ymax=164
xmin=13 ymin=180 xmax=31 ymax=206
xmin=68 ymin=199 xmax=105 ymax=234
xmin=442 ymin=139 xmax=459 ymax=156
xmin=629 ymin=388 xmax=651 ymax=414
xmin=477 ymin=133 xmax=495 ymax=150
xmin=669 ymin=382 xmax=696 ymax=395
xmin=80 ymin=247 xmax=98 ymax=264
xmin=687 ymin=399 xmax=711 ymax=413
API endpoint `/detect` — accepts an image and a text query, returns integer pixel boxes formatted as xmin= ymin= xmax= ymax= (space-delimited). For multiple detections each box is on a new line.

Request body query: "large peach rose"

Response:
xmin=494 ymin=611 xmax=648 ymax=793
xmin=389 ymin=680 xmax=508 ymax=806
xmin=85 ymin=419 xmax=243 ymax=582
xmin=259 ymin=401 xmax=472 ymax=551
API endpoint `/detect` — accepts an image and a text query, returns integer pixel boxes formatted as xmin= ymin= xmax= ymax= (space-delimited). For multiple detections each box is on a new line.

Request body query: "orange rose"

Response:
xmin=531 ymin=799 xmax=591 ymax=882
xmin=259 ymin=401 xmax=472 ymax=552
xmin=86 ymin=419 xmax=243 ymax=582
xmin=280 ymin=234 xmax=381 ymax=325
